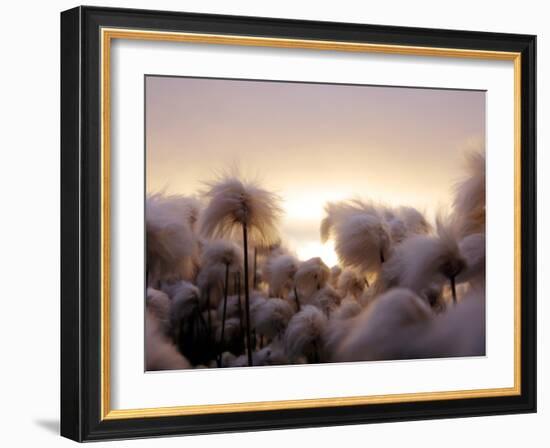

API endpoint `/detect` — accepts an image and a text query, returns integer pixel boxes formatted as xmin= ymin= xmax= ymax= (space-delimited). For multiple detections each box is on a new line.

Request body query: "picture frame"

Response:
xmin=60 ymin=5 xmax=537 ymax=442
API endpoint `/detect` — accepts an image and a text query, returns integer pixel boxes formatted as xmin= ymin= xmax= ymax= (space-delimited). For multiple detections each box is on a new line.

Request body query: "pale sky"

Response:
xmin=146 ymin=76 xmax=485 ymax=266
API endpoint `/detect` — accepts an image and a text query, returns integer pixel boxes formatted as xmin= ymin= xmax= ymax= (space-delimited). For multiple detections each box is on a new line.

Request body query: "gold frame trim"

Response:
xmin=100 ymin=28 xmax=522 ymax=421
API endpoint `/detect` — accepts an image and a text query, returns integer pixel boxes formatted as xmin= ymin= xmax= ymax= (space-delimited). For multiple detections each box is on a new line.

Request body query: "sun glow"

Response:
xmin=296 ymin=240 xmax=339 ymax=267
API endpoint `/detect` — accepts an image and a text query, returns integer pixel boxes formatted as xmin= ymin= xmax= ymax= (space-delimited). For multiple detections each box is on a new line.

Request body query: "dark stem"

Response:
xmin=218 ymin=262 xmax=230 ymax=366
xmin=242 ymin=223 xmax=253 ymax=366
xmin=206 ymin=287 xmax=212 ymax=338
xmin=236 ymin=272 xmax=244 ymax=351
xmin=364 ymin=276 xmax=370 ymax=288
xmin=293 ymin=286 xmax=301 ymax=312
xmin=450 ymin=275 xmax=457 ymax=304
xmin=253 ymin=248 xmax=258 ymax=289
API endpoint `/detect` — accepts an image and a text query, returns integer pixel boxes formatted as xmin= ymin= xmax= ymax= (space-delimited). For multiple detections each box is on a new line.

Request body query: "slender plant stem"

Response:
xmin=206 ymin=287 xmax=212 ymax=337
xmin=242 ymin=223 xmax=253 ymax=366
xmin=450 ymin=276 xmax=457 ymax=304
xmin=253 ymin=248 xmax=258 ymax=289
xmin=236 ymin=273 xmax=244 ymax=350
xmin=218 ymin=262 xmax=230 ymax=365
xmin=293 ymin=286 xmax=301 ymax=312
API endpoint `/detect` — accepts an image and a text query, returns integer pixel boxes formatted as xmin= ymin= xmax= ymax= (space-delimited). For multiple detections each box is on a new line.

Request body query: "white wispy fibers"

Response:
xmin=333 ymin=297 xmax=362 ymax=320
xmin=255 ymin=341 xmax=289 ymax=366
xmin=197 ymin=238 xmax=243 ymax=333
xmin=334 ymin=213 xmax=392 ymax=273
xmin=199 ymin=175 xmax=282 ymax=246
xmin=329 ymin=265 xmax=342 ymax=288
xmin=200 ymin=239 xmax=243 ymax=271
xmin=334 ymin=288 xmax=434 ymax=362
xmin=169 ymin=281 xmax=202 ymax=328
xmin=294 ymin=257 xmax=330 ymax=303
xmin=310 ymin=285 xmax=342 ymax=316
xmin=284 ymin=305 xmax=328 ymax=363
xmin=199 ymin=175 xmax=283 ymax=366
xmin=452 ymin=151 xmax=486 ymax=237
xmin=146 ymin=287 xmax=171 ymax=334
xmin=457 ymin=232 xmax=486 ymax=289
xmin=337 ymin=268 xmax=365 ymax=300
xmin=264 ymin=253 xmax=299 ymax=298
xmin=397 ymin=206 xmax=432 ymax=235
xmin=320 ymin=199 xmax=378 ymax=243
xmin=381 ymin=216 xmax=465 ymax=303
xmin=146 ymin=194 xmax=197 ymax=286
xmin=145 ymin=310 xmax=190 ymax=371
xmin=252 ymin=298 xmax=294 ymax=340
xmin=410 ymin=289 xmax=485 ymax=358
xmin=196 ymin=264 xmax=227 ymax=309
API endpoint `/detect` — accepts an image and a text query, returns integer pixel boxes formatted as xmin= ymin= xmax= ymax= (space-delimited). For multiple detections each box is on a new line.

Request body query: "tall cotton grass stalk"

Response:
xmin=452 ymin=151 xmax=486 ymax=237
xmin=200 ymin=175 xmax=283 ymax=366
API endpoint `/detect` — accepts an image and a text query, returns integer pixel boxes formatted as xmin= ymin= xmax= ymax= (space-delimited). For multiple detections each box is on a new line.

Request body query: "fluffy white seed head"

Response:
xmin=310 ymin=285 xmax=342 ymax=316
xmin=146 ymin=194 xmax=197 ymax=284
xmin=452 ymin=152 xmax=486 ymax=237
xmin=382 ymin=216 xmax=465 ymax=295
xmin=295 ymin=257 xmax=330 ymax=300
xmin=333 ymin=297 xmax=362 ymax=320
xmin=199 ymin=176 xmax=282 ymax=247
xmin=320 ymin=199 xmax=378 ymax=243
xmin=169 ymin=281 xmax=202 ymax=327
xmin=284 ymin=305 xmax=328 ymax=362
xmin=334 ymin=288 xmax=433 ymax=362
xmin=337 ymin=268 xmax=365 ymax=300
xmin=200 ymin=239 xmax=242 ymax=270
xmin=252 ymin=298 xmax=294 ymax=338
xmin=329 ymin=265 xmax=342 ymax=287
xmin=457 ymin=232 xmax=486 ymax=288
xmin=145 ymin=310 xmax=190 ymax=371
xmin=264 ymin=254 xmax=299 ymax=298
xmin=146 ymin=287 xmax=171 ymax=332
xmin=334 ymin=213 xmax=391 ymax=274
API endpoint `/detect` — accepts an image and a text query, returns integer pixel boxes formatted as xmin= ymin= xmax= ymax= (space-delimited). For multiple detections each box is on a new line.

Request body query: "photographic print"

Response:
xmin=144 ymin=76 xmax=486 ymax=370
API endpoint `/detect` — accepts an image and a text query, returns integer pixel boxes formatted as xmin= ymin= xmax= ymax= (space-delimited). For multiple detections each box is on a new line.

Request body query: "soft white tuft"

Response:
xmin=452 ymin=152 xmax=486 ymax=237
xmin=146 ymin=194 xmax=197 ymax=285
xmin=264 ymin=254 xmax=299 ymax=298
xmin=334 ymin=213 xmax=391 ymax=274
xmin=252 ymin=298 xmax=294 ymax=339
xmin=284 ymin=305 xmax=328 ymax=362
xmin=337 ymin=268 xmax=365 ymax=300
xmin=334 ymin=288 xmax=433 ymax=362
xmin=145 ymin=311 xmax=190 ymax=371
xmin=294 ymin=257 xmax=330 ymax=301
xmin=199 ymin=175 xmax=282 ymax=246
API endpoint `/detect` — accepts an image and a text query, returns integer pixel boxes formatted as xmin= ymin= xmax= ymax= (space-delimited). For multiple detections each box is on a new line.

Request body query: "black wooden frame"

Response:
xmin=60 ymin=5 xmax=537 ymax=442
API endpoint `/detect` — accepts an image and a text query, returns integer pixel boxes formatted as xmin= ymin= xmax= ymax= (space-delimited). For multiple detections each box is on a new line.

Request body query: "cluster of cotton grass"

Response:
xmin=145 ymin=153 xmax=485 ymax=371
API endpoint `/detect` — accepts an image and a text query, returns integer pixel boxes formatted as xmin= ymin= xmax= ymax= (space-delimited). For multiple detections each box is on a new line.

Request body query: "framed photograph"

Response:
xmin=60 ymin=6 xmax=536 ymax=441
